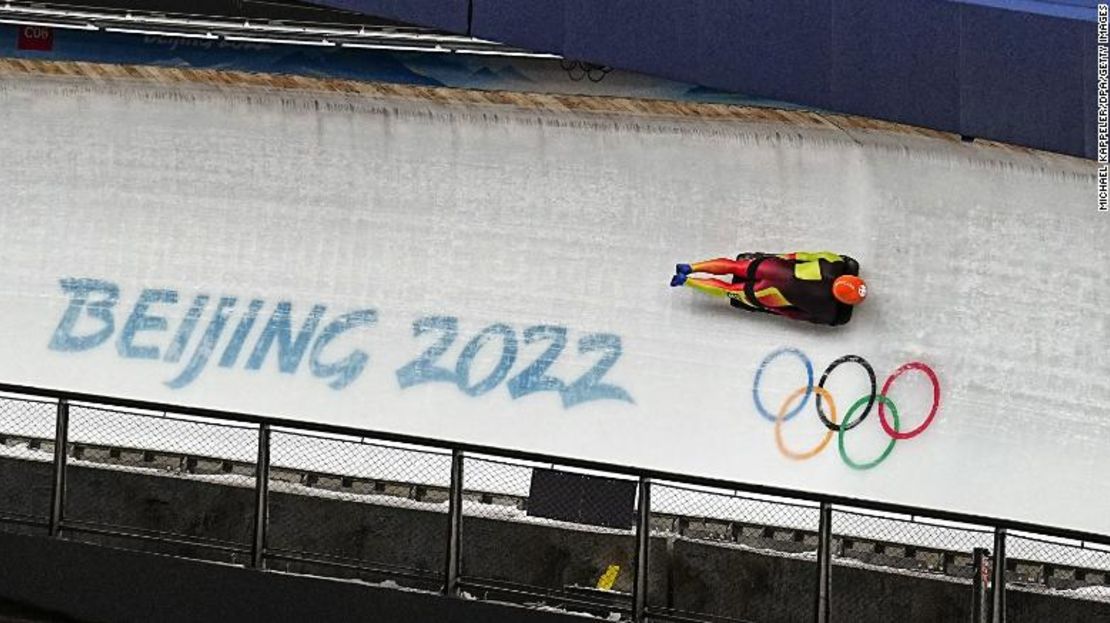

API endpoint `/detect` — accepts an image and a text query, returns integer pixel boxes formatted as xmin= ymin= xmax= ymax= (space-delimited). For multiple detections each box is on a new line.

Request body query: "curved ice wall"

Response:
xmin=0 ymin=74 xmax=1103 ymax=533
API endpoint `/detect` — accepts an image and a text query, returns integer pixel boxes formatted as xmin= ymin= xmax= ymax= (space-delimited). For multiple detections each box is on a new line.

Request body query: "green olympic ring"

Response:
xmin=837 ymin=394 xmax=900 ymax=471
xmin=760 ymin=350 xmax=941 ymax=471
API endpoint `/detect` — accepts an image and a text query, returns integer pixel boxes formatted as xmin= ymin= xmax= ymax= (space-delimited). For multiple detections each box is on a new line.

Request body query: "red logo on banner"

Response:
xmin=17 ymin=26 xmax=54 ymax=52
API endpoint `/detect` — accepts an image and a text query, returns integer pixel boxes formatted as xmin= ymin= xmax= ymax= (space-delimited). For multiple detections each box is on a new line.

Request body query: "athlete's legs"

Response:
xmin=685 ymin=257 xmax=753 ymax=277
xmin=680 ymin=274 xmax=805 ymax=320
xmin=683 ymin=277 xmax=745 ymax=298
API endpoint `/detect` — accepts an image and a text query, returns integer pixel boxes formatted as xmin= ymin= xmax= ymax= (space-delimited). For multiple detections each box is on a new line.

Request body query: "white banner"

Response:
xmin=0 ymin=75 xmax=1105 ymax=534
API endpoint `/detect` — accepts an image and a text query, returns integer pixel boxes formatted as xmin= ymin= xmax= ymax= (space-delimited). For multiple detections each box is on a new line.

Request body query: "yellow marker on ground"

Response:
xmin=596 ymin=564 xmax=620 ymax=590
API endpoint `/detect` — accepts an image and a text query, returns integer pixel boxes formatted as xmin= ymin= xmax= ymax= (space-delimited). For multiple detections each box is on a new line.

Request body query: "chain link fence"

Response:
xmin=648 ymin=482 xmax=820 ymax=623
xmin=0 ymin=395 xmax=56 ymax=532
xmin=460 ymin=454 xmax=636 ymax=618
xmin=265 ymin=429 xmax=450 ymax=590
xmin=63 ymin=403 xmax=258 ymax=564
xmin=1005 ymin=532 xmax=1110 ymax=621
xmin=830 ymin=506 xmax=995 ymax=621
xmin=0 ymin=387 xmax=1109 ymax=623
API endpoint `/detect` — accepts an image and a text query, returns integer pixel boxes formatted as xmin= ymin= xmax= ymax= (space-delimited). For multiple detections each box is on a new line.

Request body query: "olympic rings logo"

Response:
xmin=752 ymin=348 xmax=942 ymax=470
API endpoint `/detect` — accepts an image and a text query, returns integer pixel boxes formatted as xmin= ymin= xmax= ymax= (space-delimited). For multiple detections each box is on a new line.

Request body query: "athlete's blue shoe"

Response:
xmin=670 ymin=273 xmax=687 ymax=287
xmin=675 ymin=263 xmax=692 ymax=275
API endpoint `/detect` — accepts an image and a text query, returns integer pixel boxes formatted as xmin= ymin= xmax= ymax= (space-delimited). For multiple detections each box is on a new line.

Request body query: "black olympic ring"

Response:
xmin=560 ymin=59 xmax=614 ymax=83
xmin=814 ymin=354 xmax=876 ymax=432
xmin=752 ymin=349 xmax=943 ymax=469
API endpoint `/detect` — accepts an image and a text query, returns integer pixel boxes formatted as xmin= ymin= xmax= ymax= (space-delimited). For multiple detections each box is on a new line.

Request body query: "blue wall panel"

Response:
xmin=471 ymin=0 xmax=565 ymax=55
xmin=561 ymin=0 xmax=702 ymax=87
xmin=959 ymin=4 xmax=1087 ymax=155
xmin=311 ymin=0 xmax=1096 ymax=157
xmin=1083 ymin=17 xmax=1097 ymax=160
xmin=693 ymin=0 xmax=833 ymax=109
xmin=831 ymin=0 xmax=961 ymax=131
xmin=313 ymin=0 xmax=469 ymax=34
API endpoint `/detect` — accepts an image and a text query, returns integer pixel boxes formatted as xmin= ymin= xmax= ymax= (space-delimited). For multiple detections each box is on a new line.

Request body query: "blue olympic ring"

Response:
xmin=752 ymin=347 xmax=813 ymax=423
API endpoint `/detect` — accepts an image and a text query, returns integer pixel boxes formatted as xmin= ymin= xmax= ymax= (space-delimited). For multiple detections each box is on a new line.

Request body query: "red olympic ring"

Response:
xmin=877 ymin=362 xmax=940 ymax=440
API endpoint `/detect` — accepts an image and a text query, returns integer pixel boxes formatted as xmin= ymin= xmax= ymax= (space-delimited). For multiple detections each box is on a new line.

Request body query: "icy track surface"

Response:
xmin=0 ymin=75 xmax=1105 ymax=534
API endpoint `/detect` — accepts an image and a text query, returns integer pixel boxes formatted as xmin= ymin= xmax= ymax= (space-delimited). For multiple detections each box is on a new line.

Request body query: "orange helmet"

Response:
xmin=832 ymin=274 xmax=867 ymax=305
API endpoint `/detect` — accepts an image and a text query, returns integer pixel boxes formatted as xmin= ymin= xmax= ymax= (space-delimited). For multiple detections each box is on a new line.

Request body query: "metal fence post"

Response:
xmin=632 ymin=476 xmax=651 ymax=622
xmin=991 ymin=528 xmax=1007 ymax=623
xmin=972 ymin=547 xmax=989 ymax=623
xmin=815 ymin=501 xmax=833 ymax=623
xmin=444 ymin=449 xmax=464 ymax=597
xmin=48 ymin=398 xmax=69 ymax=538
xmin=251 ymin=423 xmax=271 ymax=569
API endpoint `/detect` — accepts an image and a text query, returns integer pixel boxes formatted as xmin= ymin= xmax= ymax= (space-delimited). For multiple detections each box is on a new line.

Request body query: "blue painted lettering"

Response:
xmin=562 ymin=333 xmax=634 ymax=408
xmin=507 ymin=325 xmax=567 ymax=399
xmin=455 ymin=323 xmax=517 ymax=397
xmin=49 ymin=278 xmax=120 ymax=352
xmin=164 ymin=295 xmax=209 ymax=364
xmin=165 ymin=297 xmax=236 ymax=389
xmin=396 ymin=316 xmax=459 ymax=389
xmin=219 ymin=299 xmax=264 ymax=368
xmin=46 ymin=277 xmax=635 ymax=405
xmin=309 ymin=309 xmax=378 ymax=390
xmin=116 ymin=289 xmax=178 ymax=360
xmin=246 ymin=302 xmax=326 ymax=373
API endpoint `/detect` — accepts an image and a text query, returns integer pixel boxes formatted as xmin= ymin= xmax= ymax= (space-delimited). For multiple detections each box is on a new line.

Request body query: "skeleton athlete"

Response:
xmin=670 ymin=252 xmax=868 ymax=326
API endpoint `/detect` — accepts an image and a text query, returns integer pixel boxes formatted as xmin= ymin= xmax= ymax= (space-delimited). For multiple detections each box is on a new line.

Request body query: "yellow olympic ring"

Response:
xmin=774 ymin=386 xmax=837 ymax=461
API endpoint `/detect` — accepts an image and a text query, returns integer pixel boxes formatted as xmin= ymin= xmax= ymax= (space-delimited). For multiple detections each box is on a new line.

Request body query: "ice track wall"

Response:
xmin=0 ymin=75 xmax=1105 ymax=534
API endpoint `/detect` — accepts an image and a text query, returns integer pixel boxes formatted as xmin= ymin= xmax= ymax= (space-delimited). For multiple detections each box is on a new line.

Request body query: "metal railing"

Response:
xmin=0 ymin=0 xmax=560 ymax=56
xmin=1 ymin=381 xmax=1108 ymax=623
